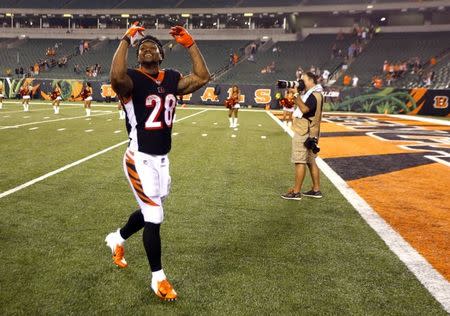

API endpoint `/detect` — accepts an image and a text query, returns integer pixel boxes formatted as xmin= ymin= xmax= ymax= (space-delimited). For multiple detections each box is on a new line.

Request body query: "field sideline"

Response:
xmin=0 ymin=100 xmax=448 ymax=314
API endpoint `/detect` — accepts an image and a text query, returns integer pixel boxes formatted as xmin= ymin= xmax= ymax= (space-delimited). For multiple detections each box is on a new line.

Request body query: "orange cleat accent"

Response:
xmin=105 ymin=231 xmax=128 ymax=269
xmin=112 ymin=245 xmax=128 ymax=269
xmin=154 ymin=279 xmax=177 ymax=301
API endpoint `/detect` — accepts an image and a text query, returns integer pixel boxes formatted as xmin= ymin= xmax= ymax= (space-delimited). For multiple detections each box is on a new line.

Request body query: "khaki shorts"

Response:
xmin=291 ymin=132 xmax=317 ymax=164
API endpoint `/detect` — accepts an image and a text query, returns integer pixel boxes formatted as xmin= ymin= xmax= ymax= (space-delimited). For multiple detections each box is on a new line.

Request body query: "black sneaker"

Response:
xmin=302 ymin=190 xmax=323 ymax=199
xmin=281 ymin=190 xmax=302 ymax=200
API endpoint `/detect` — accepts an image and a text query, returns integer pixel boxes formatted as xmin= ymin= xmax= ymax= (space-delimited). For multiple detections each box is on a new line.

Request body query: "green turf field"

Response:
xmin=0 ymin=101 xmax=446 ymax=315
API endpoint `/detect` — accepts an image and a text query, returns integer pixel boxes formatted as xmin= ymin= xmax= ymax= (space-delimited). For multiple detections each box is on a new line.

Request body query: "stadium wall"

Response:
xmin=1 ymin=77 xmax=449 ymax=116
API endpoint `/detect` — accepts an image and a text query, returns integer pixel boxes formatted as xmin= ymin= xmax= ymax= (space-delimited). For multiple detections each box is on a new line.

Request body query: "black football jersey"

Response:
xmin=124 ymin=68 xmax=181 ymax=155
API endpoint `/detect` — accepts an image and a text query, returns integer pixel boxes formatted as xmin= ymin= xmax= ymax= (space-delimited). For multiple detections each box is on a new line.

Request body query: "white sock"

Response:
xmin=151 ymin=269 xmax=166 ymax=292
xmin=287 ymin=121 xmax=292 ymax=128
xmin=26 ymin=104 xmax=29 ymax=111
xmin=0 ymin=102 xmax=2 ymax=109
xmin=116 ymin=228 xmax=125 ymax=245
xmin=86 ymin=108 xmax=91 ymax=116
xmin=233 ymin=118 xmax=238 ymax=127
xmin=56 ymin=107 xmax=59 ymax=114
xmin=23 ymin=103 xmax=26 ymax=111
xmin=229 ymin=117 xmax=233 ymax=126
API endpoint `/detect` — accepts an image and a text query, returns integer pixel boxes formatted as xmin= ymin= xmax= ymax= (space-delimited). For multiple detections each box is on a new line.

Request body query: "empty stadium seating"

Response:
xmin=64 ymin=0 xmax=123 ymax=9
xmin=432 ymin=54 xmax=450 ymax=89
xmin=217 ymin=34 xmax=353 ymax=84
xmin=0 ymin=37 xmax=250 ymax=80
xmin=0 ymin=0 xmax=305 ymax=9
xmin=115 ymin=0 xmax=181 ymax=9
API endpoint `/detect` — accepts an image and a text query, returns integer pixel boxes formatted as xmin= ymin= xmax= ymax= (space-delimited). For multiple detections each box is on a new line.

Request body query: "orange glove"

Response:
xmin=169 ymin=26 xmax=194 ymax=48
xmin=123 ymin=21 xmax=145 ymax=47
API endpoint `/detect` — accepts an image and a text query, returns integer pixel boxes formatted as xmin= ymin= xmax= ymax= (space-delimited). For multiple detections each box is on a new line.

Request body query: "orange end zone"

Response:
xmin=320 ymin=114 xmax=450 ymax=281
xmin=348 ymin=163 xmax=450 ymax=279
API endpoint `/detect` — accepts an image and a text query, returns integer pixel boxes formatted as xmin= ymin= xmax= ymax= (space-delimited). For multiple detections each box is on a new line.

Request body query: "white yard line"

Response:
xmin=0 ymin=109 xmax=208 ymax=200
xmin=265 ymin=110 xmax=450 ymax=313
xmin=387 ymin=114 xmax=450 ymax=126
xmin=0 ymin=108 xmax=72 ymax=114
xmin=0 ymin=112 xmax=114 ymax=130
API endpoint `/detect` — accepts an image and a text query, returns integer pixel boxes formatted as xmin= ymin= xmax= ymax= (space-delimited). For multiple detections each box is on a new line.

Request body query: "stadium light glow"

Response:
xmin=181 ymin=14 xmax=190 ymax=18
xmin=6 ymin=13 xmax=13 ymax=17
xmin=63 ymin=14 xmax=72 ymax=18
xmin=121 ymin=14 xmax=130 ymax=18
xmin=367 ymin=5 xmax=373 ymax=9
xmin=244 ymin=13 xmax=253 ymax=17
xmin=380 ymin=17 xmax=386 ymax=21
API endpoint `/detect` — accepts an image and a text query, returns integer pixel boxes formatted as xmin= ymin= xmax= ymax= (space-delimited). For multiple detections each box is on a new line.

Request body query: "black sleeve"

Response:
xmin=304 ymin=94 xmax=317 ymax=118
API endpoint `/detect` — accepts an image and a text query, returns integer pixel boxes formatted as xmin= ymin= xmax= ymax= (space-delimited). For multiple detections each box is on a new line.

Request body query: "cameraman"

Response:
xmin=280 ymin=72 xmax=323 ymax=200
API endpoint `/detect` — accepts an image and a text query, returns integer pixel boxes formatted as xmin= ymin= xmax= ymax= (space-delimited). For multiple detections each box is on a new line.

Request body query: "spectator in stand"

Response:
xmin=343 ymin=74 xmax=351 ymax=86
xmin=322 ymin=69 xmax=330 ymax=84
xmin=430 ymin=56 xmax=437 ymax=66
xmin=296 ymin=66 xmax=303 ymax=80
xmin=426 ymin=71 xmax=435 ymax=86
xmin=331 ymin=43 xmax=338 ymax=59
xmin=373 ymin=77 xmax=383 ymax=89
xmin=361 ymin=27 xmax=367 ymax=43
xmin=348 ymin=44 xmax=355 ymax=60
xmin=352 ymin=75 xmax=359 ymax=87
xmin=83 ymin=41 xmax=89 ymax=52
xmin=388 ymin=63 xmax=394 ymax=77
xmin=74 ymin=64 xmax=81 ymax=74
xmin=272 ymin=45 xmax=281 ymax=58
xmin=232 ymin=52 xmax=239 ymax=65
xmin=401 ymin=62 xmax=407 ymax=76
xmin=386 ymin=72 xmax=392 ymax=86
xmin=337 ymin=30 xmax=344 ymax=41
xmin=394 ymin=62 xmax=400 ymax=79
xmin=369 ymin=25 xmax=375 ymax=39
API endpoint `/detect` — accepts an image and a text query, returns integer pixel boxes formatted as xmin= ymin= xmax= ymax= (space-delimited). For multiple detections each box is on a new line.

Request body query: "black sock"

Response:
xmin=120 ymin=210 xmax=145 ymax=240
xmin=143 ymin=222 xmax=162 ymax=272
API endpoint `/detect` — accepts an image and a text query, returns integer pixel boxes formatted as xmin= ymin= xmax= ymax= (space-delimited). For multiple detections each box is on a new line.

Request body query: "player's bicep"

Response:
xmin=111 ymin=74 xmax=133 ymax=98
xmin=177 ymin=74 xmax=205 ymax=95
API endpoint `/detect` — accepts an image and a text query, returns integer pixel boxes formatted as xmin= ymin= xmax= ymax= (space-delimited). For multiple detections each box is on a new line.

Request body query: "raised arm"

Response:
xmin=170 ymin=26 xmax=210 ymax=95
xmin=110 ymin=40 xmax=133 ymax=98
xmin=110 ymin=22 xmax=145 ymax=98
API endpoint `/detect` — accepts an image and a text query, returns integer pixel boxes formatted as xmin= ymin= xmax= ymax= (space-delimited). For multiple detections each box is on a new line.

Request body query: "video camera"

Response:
xmin=277 ymin=79 xmax=306 ymax=92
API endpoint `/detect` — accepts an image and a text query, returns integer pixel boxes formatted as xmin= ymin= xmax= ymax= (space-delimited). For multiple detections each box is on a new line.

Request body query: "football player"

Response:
xmin=20 ymin=83 xmax=32 ymax=112
xmin=0 ymin=80 xmax=4 ymax=109
xmin=51 ymin=84 xmax=62 ymax=114
xmin=82 ymin=82 xmax=93 ymax=116
xmin=105 ymin=22 xmax=210 ymax=301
